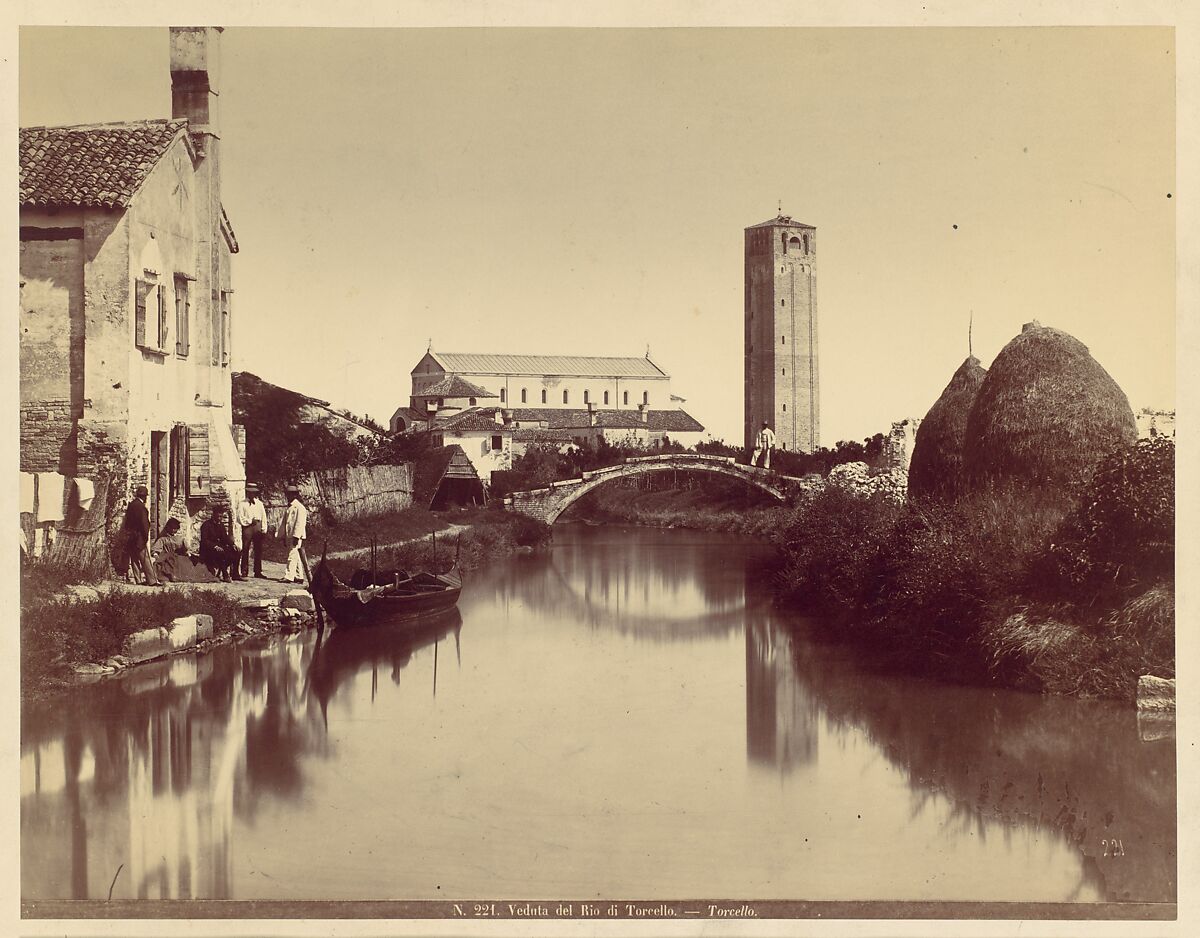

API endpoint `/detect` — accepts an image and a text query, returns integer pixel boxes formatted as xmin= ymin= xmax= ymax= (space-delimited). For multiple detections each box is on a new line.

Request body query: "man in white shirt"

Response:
xmin=751 ymin=421 xmax=776 ymax=470
xmin=237 ymin=482 xmax=269 ymax=579
xmin=276 ymin=484 xmax=309 ymax=583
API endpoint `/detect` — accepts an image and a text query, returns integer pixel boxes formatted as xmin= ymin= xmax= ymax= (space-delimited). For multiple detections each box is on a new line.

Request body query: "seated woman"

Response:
xmin=150 ymin=517 xmax=188 ymax=582
xmin=199 ymin=505 xmax=243 ymax=582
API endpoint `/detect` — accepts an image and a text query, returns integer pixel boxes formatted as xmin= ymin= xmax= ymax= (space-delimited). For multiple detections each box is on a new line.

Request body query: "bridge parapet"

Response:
xmin=503 ymin=453 xmax=806 ymax=524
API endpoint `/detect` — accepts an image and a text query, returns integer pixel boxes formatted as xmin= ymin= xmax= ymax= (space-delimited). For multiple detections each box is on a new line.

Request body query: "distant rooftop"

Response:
xmin=747 ymin=214 xmax=815 ymax=230
xmin=416 ymin=375 xmax=498 ymax=399
xmin=428 ymin=351 xmax=669 ymax=379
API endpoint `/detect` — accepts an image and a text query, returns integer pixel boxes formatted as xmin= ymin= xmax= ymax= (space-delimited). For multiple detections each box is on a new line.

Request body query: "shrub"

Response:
xmin=860 ymin=489 xmax=1070 ymax=673
xmin=775 ymin=487 xmax=901 ymax=617
xmin=1029 ymin=437 xmax=1174 ymax=603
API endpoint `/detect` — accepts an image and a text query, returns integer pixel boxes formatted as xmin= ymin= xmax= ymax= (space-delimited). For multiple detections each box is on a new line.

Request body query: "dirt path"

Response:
xmin=324 ymin=523 xmax=471 ymax=560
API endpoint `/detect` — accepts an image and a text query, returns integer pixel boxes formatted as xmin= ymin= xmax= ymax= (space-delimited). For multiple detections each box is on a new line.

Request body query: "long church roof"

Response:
xmin=428 ymin=351 xmax=669 ymax=379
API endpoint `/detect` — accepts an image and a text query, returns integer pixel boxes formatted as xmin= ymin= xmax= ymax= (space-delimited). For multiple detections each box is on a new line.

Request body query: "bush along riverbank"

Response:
xmin=566 ymin=438 xmax=1173 ymax=703
xmin=21 ymin=506 xmax=552 ymax=703
xmin=778 ymin=436 xmax=1174 ymax=701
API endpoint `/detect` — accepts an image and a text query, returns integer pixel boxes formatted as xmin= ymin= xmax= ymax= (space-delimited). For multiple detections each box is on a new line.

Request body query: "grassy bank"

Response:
xmin=22 ymin=506 xmax=551 ymax=702
xmin=261 ymin=505 xmax=455 ymax=563
xmin=20 ymin=575 xmax=251 ymax=702
xmin=562 ymin=474 xmax=796 ymax=540
xmin=324 ymin=507 xmax=552 ymax=579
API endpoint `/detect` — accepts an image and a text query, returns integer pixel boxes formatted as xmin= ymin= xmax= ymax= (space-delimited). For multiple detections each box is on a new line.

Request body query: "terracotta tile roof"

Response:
xmin=506 ymin=407 xmax=704 ymax=433
xmin=429 ymin=352 xmax=668 ymax=379
xmin=436 ymin=408 xmax=508 ymax=432
xmin=746 ymin=214 xmax=815 ymax=230
xmin=415 ymin=375 xmax=497 ymax=398
xmin=20 ymin=119 xmax=189 ymax=208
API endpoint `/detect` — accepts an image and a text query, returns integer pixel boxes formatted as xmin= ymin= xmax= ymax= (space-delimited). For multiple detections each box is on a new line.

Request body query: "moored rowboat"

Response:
xmin=311 ymin=558 xmax=462 ymax=628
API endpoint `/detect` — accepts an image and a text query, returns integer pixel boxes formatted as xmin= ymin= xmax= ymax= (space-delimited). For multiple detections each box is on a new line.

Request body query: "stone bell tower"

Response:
xmin=744 ymin=213 xmax=819 ymax=453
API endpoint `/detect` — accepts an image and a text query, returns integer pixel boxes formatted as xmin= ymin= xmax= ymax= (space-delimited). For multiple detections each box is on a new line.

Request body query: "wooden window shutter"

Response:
xmin=175 ymin=278 xmax=190 ymax=356
xmin=187 ymin=423 xmax=211 ymax=496
xmin=135 ymin=279 xmax=149 ymax=347
xmin=157 ymin=284 xmax=168 ymax=349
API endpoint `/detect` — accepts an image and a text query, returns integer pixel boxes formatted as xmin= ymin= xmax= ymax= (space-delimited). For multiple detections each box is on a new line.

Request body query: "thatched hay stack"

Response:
xmin=962 ymin=322 xmax=1136 ymax=491
xmin=908 ymin=355 xmax=987 ymax=499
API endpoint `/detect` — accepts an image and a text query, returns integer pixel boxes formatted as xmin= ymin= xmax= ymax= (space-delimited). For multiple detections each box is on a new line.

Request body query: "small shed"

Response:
xmin=413 ymin=444 xmax=486 ymax=509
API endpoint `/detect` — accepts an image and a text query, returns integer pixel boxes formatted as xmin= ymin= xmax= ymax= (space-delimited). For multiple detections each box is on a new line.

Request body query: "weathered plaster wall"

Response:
xmin=441 ymin=429 xmax=512 ymax=482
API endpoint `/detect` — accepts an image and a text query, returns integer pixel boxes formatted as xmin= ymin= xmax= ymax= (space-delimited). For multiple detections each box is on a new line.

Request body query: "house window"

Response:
xmin=783 ymin=404 xmax=787 ymax=412
xmin=642 ymin=391 xmax=649 ymax=405
xmin=623 ymin=391 xmax=629 ymax=406
xmin=603 ymin=391 xmax=609 ymax=405
xmin=563 ymin=389 xmax=569 ymax=404
xmin=521 ymin=388 xmax=528 ymax=403
xmin=541 ymin=389 xmax=547 ymax=404
xmin=584 ymin=390 xmax=590 ymax=404
xmin=781 ymin=299 xmax=786 ymax=307
xmin=782 ymin=367 xmax=786 ymax=376
xmin=469 ymin=397 xmax=477 ymax=406
xmin=491 ymin=435 xmax=503 ymax=451
xmin=500 ymin=388 xmax=506 ymax=403
xmin=782 ymin=335 xmax=786 ymax=344
xmin=135 ymin=278 xmax=167 ymax=352
xmin=174 ymin=276 xmax=189 ymax=357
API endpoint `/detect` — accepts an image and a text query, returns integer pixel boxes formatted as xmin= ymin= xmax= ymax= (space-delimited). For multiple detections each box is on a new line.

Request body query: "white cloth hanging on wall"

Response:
xmin=74 ymin=478 xmax=95 ymax=512
xmin=20 ymin=473 xmax=36 ymax=514
xmin=36 ymin=472 xmax=66 ymax=522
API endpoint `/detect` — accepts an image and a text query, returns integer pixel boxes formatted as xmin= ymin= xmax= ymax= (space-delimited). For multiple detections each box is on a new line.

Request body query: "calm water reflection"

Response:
xmin=21 ymin=524 xmax=1175 ymax=903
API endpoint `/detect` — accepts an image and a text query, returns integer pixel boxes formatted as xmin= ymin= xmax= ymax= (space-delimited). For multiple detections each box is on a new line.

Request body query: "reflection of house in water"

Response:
xmin=745 ymin=619 xmax=818 ymax=771
xmin=21 ymin=637 xmax=320 ymax=900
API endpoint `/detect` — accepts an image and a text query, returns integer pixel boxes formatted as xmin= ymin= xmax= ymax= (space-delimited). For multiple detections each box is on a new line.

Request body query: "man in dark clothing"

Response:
xmin=120 ymin=485 xmax=162 ymax=586
xmin=200 ymin=505 xmax=243 ymax=582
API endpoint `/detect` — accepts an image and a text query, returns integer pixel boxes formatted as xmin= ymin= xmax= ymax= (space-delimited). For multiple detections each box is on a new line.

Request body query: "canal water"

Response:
xmin=21 ymin=525 xmax=1175 ymax=904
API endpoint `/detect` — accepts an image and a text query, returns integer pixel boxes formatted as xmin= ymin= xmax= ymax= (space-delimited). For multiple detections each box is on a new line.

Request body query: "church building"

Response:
xmin=744 ymin=214 xmax=820 ymax=453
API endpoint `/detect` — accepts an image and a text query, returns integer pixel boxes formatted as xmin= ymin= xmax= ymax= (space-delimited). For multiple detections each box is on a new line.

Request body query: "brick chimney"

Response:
xmin=171 ymin=27 xmax=222 ymax=146
xmin=171 ymin=27 xmax=227 ymax=399
xmin=587 ymin=402 xmax=597 ymax=426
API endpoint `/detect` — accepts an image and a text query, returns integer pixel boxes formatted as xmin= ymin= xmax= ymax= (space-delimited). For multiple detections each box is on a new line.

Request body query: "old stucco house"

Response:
xmin=19 ymin=26 xmax=245 ymax=553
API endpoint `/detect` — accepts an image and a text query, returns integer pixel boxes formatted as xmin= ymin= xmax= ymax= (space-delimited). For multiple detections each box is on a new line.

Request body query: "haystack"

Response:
xmin=961 ymin=322 xmax=1136 ymax=491
xmin=908 ymin=355 xmax=987 ymax=499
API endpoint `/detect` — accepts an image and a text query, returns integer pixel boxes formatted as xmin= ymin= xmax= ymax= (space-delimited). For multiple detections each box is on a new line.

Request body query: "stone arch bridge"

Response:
xmin=502 ymin=454 xmax=812 ymax=524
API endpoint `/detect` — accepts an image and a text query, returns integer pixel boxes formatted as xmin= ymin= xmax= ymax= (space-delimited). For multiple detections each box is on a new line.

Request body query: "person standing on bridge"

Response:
xmin=751 ymin=421 xmax=776 ymax=470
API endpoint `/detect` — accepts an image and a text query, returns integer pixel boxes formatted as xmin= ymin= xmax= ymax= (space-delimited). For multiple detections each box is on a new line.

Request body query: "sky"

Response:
xmin=19 ymin=26 xmax=1176 ymax=445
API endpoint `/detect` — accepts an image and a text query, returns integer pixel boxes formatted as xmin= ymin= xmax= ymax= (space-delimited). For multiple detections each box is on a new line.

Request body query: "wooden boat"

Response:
xmin=310 ymin=552 xmax=462 ymax=629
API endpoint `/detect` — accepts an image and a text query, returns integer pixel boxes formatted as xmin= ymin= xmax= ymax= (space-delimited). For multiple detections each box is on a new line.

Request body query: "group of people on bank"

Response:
xmin=117 ymin=482 xmax=310 ymax=587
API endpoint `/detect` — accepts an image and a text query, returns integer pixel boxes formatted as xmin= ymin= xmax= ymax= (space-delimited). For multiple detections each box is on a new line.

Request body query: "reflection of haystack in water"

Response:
xmin=962 ymin=323 xmax=1136 ymax=491
xmin=908 ymin=356 xmax=986 ymax=500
